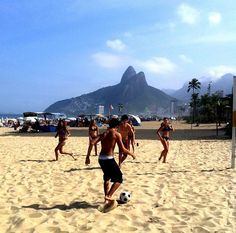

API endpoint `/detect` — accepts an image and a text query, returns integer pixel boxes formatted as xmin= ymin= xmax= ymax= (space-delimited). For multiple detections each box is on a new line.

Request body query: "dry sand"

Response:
xmin=0 ymin=121 xmax=236 ymax=233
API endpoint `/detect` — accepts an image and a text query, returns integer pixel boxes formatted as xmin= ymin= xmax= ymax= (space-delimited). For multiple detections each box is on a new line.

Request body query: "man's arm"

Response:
xmin=128 ymin=124 xmax=134 ymax=137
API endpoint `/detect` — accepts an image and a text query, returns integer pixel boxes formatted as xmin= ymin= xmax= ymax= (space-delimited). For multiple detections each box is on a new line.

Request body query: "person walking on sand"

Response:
xmin=54 ymin=119 xmax=76 ymax=161
xmin=86 ymin=119 xmax=99 ymax=157
xmin=118 ymin=114 xmax=134 ymax=167
xmin=156 ymin=117 xmax=174 ymax=163
xmin=85 ymin=118 xmax=135 ymax=211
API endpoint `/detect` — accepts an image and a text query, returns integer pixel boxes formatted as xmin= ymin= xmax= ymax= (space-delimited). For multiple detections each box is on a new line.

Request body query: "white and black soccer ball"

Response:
xmin=119 ymin=191 xmax=131 ymax=203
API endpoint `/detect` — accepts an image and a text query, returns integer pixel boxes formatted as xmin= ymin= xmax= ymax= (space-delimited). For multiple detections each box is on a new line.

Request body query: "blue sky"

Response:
xmin=0 ymin=0 xmax=235 ymax=113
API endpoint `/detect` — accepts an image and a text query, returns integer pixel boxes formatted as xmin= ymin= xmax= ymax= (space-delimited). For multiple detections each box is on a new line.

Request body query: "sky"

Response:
xmin=0 ymin=0 xmax=236 ymax=113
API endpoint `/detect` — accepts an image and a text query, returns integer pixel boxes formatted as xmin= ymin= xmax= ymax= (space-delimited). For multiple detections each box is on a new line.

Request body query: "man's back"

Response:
xmin=100 ymin=129 xmax=119 ymax=156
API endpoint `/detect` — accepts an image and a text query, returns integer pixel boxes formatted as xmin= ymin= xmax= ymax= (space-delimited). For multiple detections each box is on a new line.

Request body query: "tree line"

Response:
xmin=187 ymin=78 xmax=232 ymax=127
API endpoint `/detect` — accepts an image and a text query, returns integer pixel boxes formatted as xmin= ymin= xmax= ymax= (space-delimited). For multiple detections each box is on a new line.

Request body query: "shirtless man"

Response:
xmin=118 ymin=114 xmax=134 ymax=167
xmin=85 ymin=118 xmax=135 ymax=210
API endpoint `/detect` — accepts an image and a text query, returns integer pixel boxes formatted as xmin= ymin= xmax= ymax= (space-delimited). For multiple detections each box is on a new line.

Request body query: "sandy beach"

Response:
xmin=0 ymin=121 xmax=235 ymax=233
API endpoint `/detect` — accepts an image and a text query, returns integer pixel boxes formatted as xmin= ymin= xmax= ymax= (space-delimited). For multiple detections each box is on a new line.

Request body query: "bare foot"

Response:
xmin=105 ymin=196 xmax=114 ymax=202
xmin=105 ymin=196 xmax=114 ymax=200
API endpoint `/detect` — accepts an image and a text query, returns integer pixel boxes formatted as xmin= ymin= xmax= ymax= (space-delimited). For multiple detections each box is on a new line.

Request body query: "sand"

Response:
xmin=0 ymin=121 xmax=235 ymax=233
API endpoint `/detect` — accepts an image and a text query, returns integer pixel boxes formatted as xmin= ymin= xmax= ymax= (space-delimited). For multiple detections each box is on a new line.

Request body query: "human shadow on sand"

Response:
xmin=22 ymin=201 xmax=98 ymax=211
xmin=64 ymin=166 xmax=100 ymax=173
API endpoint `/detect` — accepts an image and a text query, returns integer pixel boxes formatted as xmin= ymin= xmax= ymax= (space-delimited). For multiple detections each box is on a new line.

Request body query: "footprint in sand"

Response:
xmin=29 ymin=212 xmax=43 ymax=218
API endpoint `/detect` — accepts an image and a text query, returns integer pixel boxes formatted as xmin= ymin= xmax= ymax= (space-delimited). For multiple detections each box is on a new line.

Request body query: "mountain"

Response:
xmin=45 ymin=66 xmax=178 ymax=116
xmin=165 ymin=73 xmax=234 ymax=102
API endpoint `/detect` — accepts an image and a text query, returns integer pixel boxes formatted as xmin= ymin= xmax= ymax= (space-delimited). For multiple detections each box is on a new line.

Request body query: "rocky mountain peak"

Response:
xmin=135 ymin=71 xmax=148 ymax=87
xmin=120 ymin=67 xmax=148 ymax=89
xmin=120 ymin=66 xmax=137 ymax=84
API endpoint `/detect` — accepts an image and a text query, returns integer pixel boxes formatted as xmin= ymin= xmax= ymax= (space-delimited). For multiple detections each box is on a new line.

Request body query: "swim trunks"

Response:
xmin=98 ymin=155 xmax=123 ymax=183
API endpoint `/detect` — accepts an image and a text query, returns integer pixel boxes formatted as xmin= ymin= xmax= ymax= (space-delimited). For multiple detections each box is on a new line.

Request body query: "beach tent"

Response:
xmin=111 ymin=115 xmax=119 ymax=119
xmin=23 ymin=112 xmax=67 ymax=122
xmin=128 ymin=114 xmax=141 ymax=126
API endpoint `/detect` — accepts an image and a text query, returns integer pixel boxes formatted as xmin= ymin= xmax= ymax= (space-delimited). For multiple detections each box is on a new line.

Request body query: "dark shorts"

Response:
xmin=99 ymin=158 xmax=123 ymax=183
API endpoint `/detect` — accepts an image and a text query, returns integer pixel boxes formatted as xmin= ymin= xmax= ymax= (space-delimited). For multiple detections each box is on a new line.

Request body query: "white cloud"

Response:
xmin=139 ymin=57 xmax=177 ymax=74
xmin=208 ymin=12 xmax=222 ymax=25
xmin=207 ymin=65 xmax=236 ymax=78
xmin=92 ymin=52 xmax=124 ymax=68
xmin=177 ymin=3 xmax=200 ymax=25
xmin=92 ymin=51 xmax=177 ymax=76
xmin=179 ymin=54 xmax=193 ymax=63
xmin=106 ymin=39 xmax=126 ymax=51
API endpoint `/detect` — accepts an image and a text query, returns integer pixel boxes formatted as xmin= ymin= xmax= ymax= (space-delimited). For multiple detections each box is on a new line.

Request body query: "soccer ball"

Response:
xmin=119 ymin=191 xmax=131 ymax=203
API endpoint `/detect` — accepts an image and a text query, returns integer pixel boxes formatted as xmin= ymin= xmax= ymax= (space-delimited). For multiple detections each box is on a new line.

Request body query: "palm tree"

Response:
xmin=187 ymin=78 xmax=201 ymax=124
xmin=187 ymin=78 xmax=201 ymax=94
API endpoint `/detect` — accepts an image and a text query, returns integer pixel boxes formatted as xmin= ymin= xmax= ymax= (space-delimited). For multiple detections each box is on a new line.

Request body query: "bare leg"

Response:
xmin=161 ymin=140 xmax=169 ymax=163
xmin=159 ymin=150 xmax=165 ymax=161
xmin=162 ymin=151 xmax=168 ymax=163
xmin=105 ymin=182 xmax=121 ymax=203
xmin=60 ymin=145 xmax=76 ymax=160
xmin=94 ymin=144 xmax=98 ymax=156
xmin=86 ymin=143 xmax=93 ymax=157
xmin=104 ymin=180 xmax=110 ymax=197
xmin=54 ymin=147 xmax=59 ymax=161
xmin=54 ymin=142 xmax=63 ymax=161
xmin=158 ymin=138 xmax=169 ymax=162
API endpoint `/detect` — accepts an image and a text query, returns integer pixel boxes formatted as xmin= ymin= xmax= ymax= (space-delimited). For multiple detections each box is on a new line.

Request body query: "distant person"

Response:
xmin=54 ymin=120 xmax=76 ymax=161
xmin=86 ymin=119 xmax=99 ymax=158
xmin=13 ymin=120 xmax=20 ymax=130
xmin=85 ymin=118 xmax=135 ymax=211
xmin=118 ymin=115 xmax=134 ymax=166
xmin=128 ymin=119 xmax=135 ymax=153
xmin=33 ymin=119 xmax=40 ymax=132
xmin=156 ymin=117 xmax=174 ymax=163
